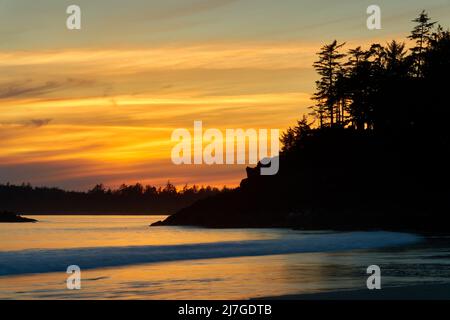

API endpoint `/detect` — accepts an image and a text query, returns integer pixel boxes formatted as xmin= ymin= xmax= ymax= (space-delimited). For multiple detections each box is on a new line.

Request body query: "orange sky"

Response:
xmin=0 ymin=44 xmax=318 ymax=189
xmin=1 ymin=1 xmax=449 ymax=190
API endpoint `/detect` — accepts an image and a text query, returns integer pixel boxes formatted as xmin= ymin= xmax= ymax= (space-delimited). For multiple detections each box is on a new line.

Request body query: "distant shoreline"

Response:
xmin=22 ymin=213 xmax=169 ymax=216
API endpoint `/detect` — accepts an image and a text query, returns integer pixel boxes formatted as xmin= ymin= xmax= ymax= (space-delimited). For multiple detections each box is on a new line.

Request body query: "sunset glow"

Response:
xmin=1 ymin=0 xmax=450 ymax=190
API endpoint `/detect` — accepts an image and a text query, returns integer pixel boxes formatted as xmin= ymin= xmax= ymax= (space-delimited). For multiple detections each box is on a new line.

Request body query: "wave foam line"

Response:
xmin=0 ymin=232 xmax=421 ymax=276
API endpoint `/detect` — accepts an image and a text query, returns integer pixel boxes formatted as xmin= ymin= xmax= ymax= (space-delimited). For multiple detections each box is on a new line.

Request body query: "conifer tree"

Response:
xmin=408 ymin=11 xmax=436 ymax=77
xmin=312 ymin=41 xmax=346 ymax=127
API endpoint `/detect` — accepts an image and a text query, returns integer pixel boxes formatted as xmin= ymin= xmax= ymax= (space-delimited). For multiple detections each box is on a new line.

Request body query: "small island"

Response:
xmin=0 ymin=211 xmax=38 ymax=223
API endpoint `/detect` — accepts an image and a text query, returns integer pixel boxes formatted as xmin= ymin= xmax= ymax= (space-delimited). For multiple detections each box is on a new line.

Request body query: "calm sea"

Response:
xmin=1 ymin=215 xmax=449 ymax=299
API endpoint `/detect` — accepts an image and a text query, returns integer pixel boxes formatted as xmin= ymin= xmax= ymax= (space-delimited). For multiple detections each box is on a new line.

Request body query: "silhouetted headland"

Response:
xmin=152 ymin=12 xmax=450 ymax=232
xmin=0 ymin=211 xmax=37 ymax=223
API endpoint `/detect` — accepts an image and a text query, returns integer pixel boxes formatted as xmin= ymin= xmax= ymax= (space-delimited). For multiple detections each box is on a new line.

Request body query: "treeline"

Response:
xmin=0 ymin=182 xmax=231 ymax=214
xmin=297 ymin=11 xmax=450 ymax=133
xmin=269 ymin=11 xmax=450 ymax=230
xmin=155 ymin=12 xmax=450 ymax=231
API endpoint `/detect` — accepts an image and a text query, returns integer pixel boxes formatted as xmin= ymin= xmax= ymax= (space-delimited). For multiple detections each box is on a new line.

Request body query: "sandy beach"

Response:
xmin=260 ymin=283 xmax=450 ymax=300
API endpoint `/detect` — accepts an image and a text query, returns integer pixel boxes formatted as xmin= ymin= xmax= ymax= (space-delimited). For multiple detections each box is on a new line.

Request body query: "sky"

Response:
xmin=1 ymin=0 xmax=450 ymax=190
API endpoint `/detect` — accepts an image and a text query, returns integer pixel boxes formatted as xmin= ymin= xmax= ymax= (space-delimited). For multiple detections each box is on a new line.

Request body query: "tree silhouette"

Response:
xmin=152 ymin=11 xmax=450 ymax=230
xmin=385 ymin=40 xmax=407 ymax=74
xmin=409 ymin=10 xmax=436 ymax=77
xmin=281 ymin=115 xmax=313 ymax=153
xmin=343 ymin=46 xmax=375 ymax=130
xmin=0 ymin=182 xmax=226 ymax=214
xmin=312 ymin=40 xmax=346 ymax=127
xmin=309 ymin=12 xmax=441 ymax=133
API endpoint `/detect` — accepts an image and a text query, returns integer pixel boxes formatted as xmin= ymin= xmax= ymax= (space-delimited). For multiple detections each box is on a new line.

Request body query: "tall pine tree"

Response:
xmin=312 ymin=40 xmax=346 ymax=127
xmin=408 ymin=11 xmax=436 ymax=77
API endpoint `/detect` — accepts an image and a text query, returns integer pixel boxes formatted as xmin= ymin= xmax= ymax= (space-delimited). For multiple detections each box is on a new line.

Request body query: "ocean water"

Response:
xmin=0 ymin=215 xmax=450 ymax=300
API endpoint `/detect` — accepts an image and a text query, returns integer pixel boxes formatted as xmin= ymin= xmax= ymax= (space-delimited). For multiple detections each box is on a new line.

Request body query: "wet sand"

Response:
xmin=259 ymin=283 xmax=450 ymax=300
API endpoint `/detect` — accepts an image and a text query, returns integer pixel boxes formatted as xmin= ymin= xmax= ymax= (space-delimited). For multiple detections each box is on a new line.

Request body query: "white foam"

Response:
xmin=0 ymin=231 xmax=421 ymax=276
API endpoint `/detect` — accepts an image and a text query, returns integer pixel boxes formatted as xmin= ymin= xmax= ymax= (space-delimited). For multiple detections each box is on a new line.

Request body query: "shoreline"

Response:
xmin=258 ymin=283 xmax=450 ymax=300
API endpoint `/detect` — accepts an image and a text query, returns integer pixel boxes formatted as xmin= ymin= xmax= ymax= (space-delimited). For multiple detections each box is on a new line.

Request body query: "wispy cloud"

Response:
xmin=0 ymin=44 xmax=317 ymax=71
xmin=3 ymin=0 xmax=448 ymax=189
xmin=0 ymin=41 xmax=316 ymax=189
xmin=0 ymin=81 xmax=62 ymax=100
xmin=0 ymin=79 xmax=94 ymax=100
xmin=26 ymin=118 xmax=53 ymax=128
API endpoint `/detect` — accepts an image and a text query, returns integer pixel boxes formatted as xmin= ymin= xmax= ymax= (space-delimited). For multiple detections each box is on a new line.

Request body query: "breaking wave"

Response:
xmin=0 ymin=231 xmax=421 ymax=276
